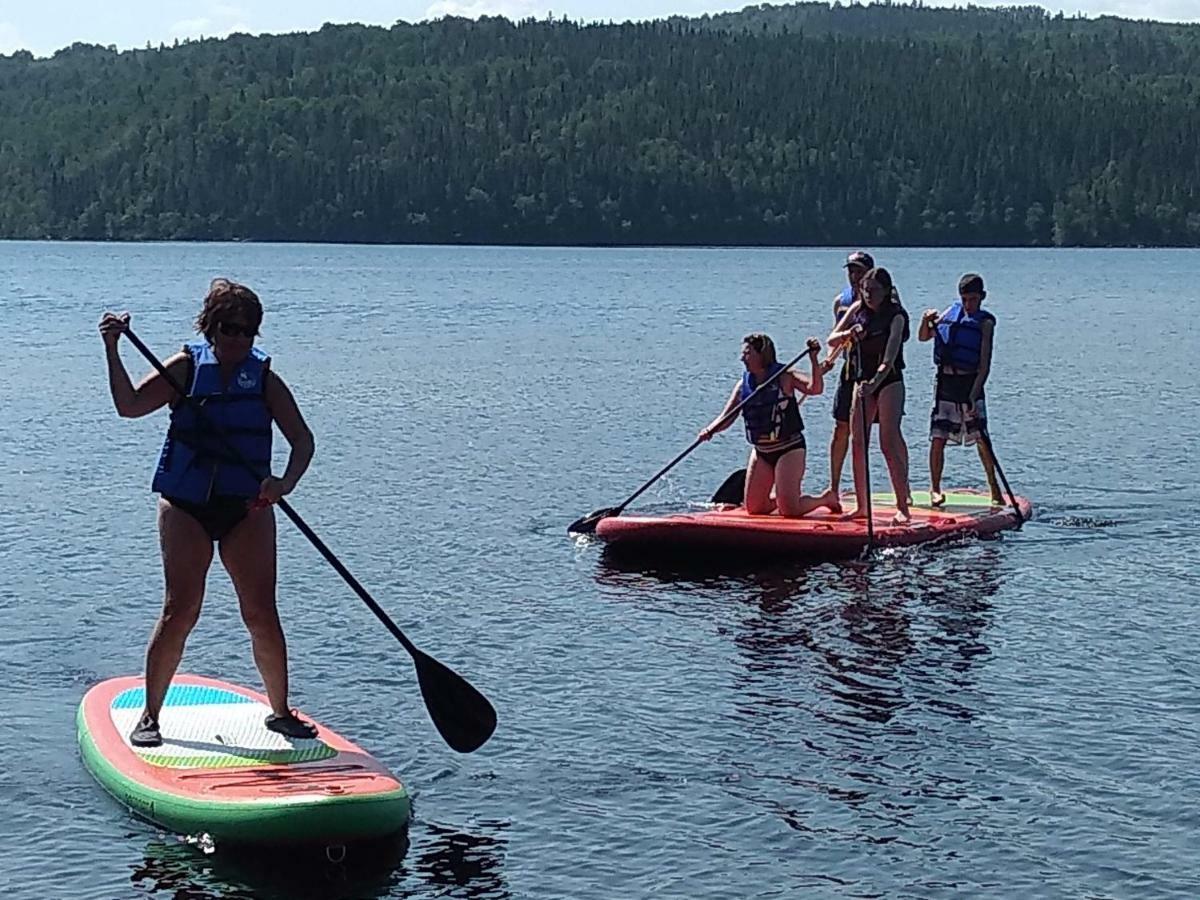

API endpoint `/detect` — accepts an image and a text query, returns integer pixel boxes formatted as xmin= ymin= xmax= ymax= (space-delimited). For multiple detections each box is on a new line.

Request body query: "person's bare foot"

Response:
xmin=843 ymin=510 xmax=869 ymax=521
xmin=990 ymin=493 xmax=1004 ymax=506
xmin=891 ymin=510 xmax=912 ymax=526
xmin=822 ymin=489 xmax=843 ymax=514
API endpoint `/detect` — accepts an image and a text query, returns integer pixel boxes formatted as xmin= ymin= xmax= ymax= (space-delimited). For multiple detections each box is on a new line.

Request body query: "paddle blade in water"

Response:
xmin=710 ymin=469 xmax=746 ymax=506
xmin=413 ymin=648 xmax=497 ymax=754
xmin=567 ymin=506 xmax=619 ymax=535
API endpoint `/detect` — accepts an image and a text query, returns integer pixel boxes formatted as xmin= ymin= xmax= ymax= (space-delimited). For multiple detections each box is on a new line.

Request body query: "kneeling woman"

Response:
xmin=700 ymin=334 xmax=839 ymax=517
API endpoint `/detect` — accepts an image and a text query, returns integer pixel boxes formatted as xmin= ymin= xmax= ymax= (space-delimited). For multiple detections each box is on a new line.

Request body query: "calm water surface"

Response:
xmin=1 ymin=243 xmax=1198 ymax=899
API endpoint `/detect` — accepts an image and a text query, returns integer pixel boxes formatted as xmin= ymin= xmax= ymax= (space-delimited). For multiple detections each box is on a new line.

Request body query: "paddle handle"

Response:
xmin=122 ymin=329 xmax=422 ymax=657
xmin=614 ymin=345 xmax=820 ymax=515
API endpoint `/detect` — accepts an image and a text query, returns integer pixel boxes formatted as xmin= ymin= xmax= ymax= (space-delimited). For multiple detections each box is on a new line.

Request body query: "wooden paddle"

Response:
xmin=568 ymin=342 xmax=822 ymax=534
xmin=123 ymin=328 xmax=496 ymax=754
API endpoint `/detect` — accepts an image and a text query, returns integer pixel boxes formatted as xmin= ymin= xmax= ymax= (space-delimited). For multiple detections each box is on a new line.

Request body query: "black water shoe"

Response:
xmin=129 ymin=714 xmax=163 ymax=748
xmin=265 ymin=711 xmax=318 ymax=740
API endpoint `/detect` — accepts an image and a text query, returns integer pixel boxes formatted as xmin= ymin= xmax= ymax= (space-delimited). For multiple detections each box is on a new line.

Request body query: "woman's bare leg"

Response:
xmin=876 ymin=381 xmax=911 ymax=522
xmin=219 ymin=507 xmax=290 ymax=717
xmin=744 ymin=447 xmax=777 ymax=515
xmin=135 ymin=499 xmax=213 ymax=744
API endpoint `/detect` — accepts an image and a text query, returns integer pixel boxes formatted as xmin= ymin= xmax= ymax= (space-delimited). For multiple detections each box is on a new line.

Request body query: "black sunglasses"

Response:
xmin=216 ymin=321 xmax=256 ymax=339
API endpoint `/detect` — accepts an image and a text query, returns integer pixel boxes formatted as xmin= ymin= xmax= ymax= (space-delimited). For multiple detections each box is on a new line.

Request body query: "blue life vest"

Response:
xmin=835 ymin=296 xmax=868 ymax=382
xmin=740 ymin=362 xmax=803 ymax=449
xmin=835 ymin=285 xmax=855 ymax=323
xmin=934 ymin=302 xmax=995 ymax=371
xmin=152 ymin=340 xmax=273 ymax=503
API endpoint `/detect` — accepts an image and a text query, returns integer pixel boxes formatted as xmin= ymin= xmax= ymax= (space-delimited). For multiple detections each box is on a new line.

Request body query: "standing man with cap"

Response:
xmin=918 ymin=272 xmax=1002 ymax=506
xmin=824 ymin=250 xmax=874 ymax=508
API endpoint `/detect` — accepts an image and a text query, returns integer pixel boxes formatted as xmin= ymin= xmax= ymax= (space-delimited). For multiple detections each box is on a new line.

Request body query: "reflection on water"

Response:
xmin=126 ymin=820 xmax=513 ymax=900
xmin=11 ymin=243 xmax=1200 ymax=898
xmin=593 ymin=543 xmax=1009 ymax=860
xmin=413 ymin=821 xmax=512 ymax=900
xmin=131 ymin=831 xmax=409 ymax=900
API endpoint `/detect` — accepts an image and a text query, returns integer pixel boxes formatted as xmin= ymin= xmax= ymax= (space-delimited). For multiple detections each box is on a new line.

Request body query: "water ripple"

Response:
xmin=2 ymin=244 xmax=1198 ymax=899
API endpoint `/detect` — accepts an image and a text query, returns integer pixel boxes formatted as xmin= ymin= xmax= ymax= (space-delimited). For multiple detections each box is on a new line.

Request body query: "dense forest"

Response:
xmin=1 ymin=2 xmax=1199 ymax=246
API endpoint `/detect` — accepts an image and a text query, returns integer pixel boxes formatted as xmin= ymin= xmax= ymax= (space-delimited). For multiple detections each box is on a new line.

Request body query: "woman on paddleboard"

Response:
xmin=828 ymin=266 xmax=914 ymax=525
xmin=98 ymin=279 xmax=318 ymax=748
xmin=699 ymin=333 xmax=840 ymax=517
xmin=918 ymin=272 xmax=1003 ymax=506
xmin=825 ymin=250 xmax=874 ymax=503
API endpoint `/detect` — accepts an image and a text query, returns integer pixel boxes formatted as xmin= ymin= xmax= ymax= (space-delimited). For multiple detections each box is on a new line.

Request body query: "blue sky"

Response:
xmin=1 ymin=1 xmax=1197 ymax=57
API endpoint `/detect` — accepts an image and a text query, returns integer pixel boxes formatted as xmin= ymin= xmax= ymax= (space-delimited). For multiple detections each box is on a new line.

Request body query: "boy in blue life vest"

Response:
xmin=918 ymin=273 xmax=1002 ymax=506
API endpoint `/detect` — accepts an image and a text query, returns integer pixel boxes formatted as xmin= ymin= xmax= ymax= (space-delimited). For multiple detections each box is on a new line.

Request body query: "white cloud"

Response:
xmin=170 ymin=16 xmax=212 ymax=36
xmin=424 ymin=0 xmax=544 ymax=20
xmin=1098 ymin=0 xmax=1200 ymax=21
xmin=169 ymin=6 xmax=252 ymax=40
xmin=934 ymin=0 xmax=1200 ymax=21
xmin=0 ymin=21 xmax=25 ymax=54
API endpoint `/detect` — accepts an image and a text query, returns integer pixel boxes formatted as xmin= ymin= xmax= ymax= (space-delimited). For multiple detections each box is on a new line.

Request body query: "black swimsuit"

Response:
xmin=164 ymin=494 xmax=252 ymax=541
xmin=753 ymin=439 xmax=806 ymax=467
xmin=854 ymin=302 xmax=909 ymax=389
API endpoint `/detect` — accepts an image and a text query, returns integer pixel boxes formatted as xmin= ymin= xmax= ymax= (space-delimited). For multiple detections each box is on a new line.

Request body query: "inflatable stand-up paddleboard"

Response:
xmin=595 ymin=488 xmax=1031 ymax=559
xmin=78 ymin=674 xmax=410 ymax=845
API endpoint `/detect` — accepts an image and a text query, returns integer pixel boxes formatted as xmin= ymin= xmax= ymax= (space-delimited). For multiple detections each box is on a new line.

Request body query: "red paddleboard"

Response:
xmin=594 ymin=489 xmax=1031 ymax=559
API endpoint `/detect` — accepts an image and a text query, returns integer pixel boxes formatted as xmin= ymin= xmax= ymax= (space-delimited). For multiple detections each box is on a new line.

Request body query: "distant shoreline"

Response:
xmin=2 ymin=237 xmax=1195 ymax=250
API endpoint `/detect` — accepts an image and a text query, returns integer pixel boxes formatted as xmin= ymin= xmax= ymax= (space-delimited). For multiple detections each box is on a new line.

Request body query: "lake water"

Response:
xmin=1 ymin=242 xmax=1198 ymax=899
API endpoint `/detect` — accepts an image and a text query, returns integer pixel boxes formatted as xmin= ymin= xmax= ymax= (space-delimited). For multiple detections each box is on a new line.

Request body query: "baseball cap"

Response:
xmin=843 ymin=251 xmax=874 ymax=270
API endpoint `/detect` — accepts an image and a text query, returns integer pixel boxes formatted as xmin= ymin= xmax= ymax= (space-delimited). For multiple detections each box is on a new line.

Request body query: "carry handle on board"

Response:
xmin=122 ymin=327 xmax=496 ymax=754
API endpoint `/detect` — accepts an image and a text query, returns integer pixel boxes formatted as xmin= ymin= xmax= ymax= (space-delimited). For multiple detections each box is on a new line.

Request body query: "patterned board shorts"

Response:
xmin=930 ymin=397 xmax=987 ymax=445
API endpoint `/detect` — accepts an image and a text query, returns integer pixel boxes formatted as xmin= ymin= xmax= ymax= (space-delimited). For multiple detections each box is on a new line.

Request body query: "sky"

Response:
xmin=1 ymin=0 xmax=1197 ymax=57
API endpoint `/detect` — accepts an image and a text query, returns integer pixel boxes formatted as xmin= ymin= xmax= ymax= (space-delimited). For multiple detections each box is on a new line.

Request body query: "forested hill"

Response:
xmin=684 ymin=1 xmax=1199 ymax=42
xmin=2 ymin=3 xmax=1199 ymax=246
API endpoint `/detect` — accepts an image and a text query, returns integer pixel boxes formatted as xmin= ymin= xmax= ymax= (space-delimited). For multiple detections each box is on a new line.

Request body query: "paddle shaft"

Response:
xmin=854 ymin=342 xmax=875 ymax=549
xmin=123 ymin=329 xmax=422 ymax=658
xmin=977 ymin=428 xmax=1023 ymax=524
xmin=609 ymin=345 xmax=820 ymax=516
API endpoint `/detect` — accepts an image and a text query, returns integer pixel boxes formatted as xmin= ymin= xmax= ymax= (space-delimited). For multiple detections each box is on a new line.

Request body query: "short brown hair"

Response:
xmin=958 ymin=273 xmax=985 ymax=295
xmin=742 ymin=333 xmax=777 ymax=367
xmin=195 ymin=278 xmax=263 ymax=341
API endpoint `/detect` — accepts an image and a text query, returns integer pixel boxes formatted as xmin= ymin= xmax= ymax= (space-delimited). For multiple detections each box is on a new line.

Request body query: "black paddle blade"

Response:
xmin=567 ymin=506 xmax=619 ymax=535
xmin=710 ymin=469 xmax=746 ymax=506
xmin=413 ymin=647 xmax=497 ymax=754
